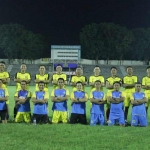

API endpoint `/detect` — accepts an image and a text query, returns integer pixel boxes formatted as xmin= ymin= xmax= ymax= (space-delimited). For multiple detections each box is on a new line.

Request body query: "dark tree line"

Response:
xmin=80 ymin=22 xmax=150 ymax=64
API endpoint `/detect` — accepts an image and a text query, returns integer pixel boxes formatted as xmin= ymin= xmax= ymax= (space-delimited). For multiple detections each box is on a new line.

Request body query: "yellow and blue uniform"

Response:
xmin=142 ymin=76 xmax=150 ymax=107
xmin=32 ymin=91 xmax=49 ymax=115
xmin=15 ymin=72 xmax=31 ymax=91
xmin=51 ymin=88 xmax=69 ymax=123
xmin=0 ymin=88 xmax=9 ymax=120
xmin=130 ymin=92 xmax=148 ymax=126
xmin=15 ymin=90 xmax=31 ymax=123
xmin=89 ymin=75 xmax=105 ymax=91
xmin=106 ymin=76 xmax=122 ymax=107
xmin=123 ymin=75 xmax=137 ymax=107
xmin=70 ymin=91 xmax=88 ymax=114
xmin=90 ymin=90 xmax=106 ymax=126
xmin=0 ymin=71 xmax=10 ymax=105
xmin=35 ymin=74 xmax=49 ymax=92
xmin=71 ymin=75 xmax=87 ymax=91
xmin=108 ymin=91 xmax=125 ymax=125
xmin=52 ymin=73 xmax=67 ymax=89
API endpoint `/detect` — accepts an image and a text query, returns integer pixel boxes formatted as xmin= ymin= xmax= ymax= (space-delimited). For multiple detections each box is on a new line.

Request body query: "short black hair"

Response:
xmin=76 ymin=66 xmax=82 ymax=69
xmin=76 ymin=81 xmax=83 ymax=85
xmin=94 ymin=80 xmax=101 ymax=84
xmin=0 ymin=61 xmax=5 ymax=65
xmin=56 ymin=64 xmax=62 ymax=67
xmin=20 ymin=80 xmax=27 ymax=84
xmin=58 ymin=78 xmax=64 ymax=82
xmin=39 ymin=65 xmax=45 ymax=68
xmin=111 ymin=66 xmax=117 ymax=70
xmin=126 ymin=66 xmax=132 ymax=69
xmin=94 ymin=65 xmax=100 ymax=69
xmin=147 ymin=66 xmax=150 ymax=70
xmin=135 ymin=82 xmax=141 ymax=85
xmin=113 ymin=81 xmax=121 ymax=86
xmin=38 ymin=81 xmax=45 ymax=85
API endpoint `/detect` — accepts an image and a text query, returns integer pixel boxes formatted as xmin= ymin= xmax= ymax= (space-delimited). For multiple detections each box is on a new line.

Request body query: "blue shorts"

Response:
xmin=108 ymin=114 xmax=125 ymax=126
xmin=90 ymin=113 xmax=105 ymax=126
xmin=131 ymin=115 xmax=147 ymax=127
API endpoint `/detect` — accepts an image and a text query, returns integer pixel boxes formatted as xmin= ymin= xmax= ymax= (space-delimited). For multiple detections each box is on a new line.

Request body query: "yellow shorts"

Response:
xmin=145 ymin=91 xmax=150 ymax=107
xmin=52 ymin=110 xmax=67 ymax=123
xmin=124 ymin=91 xmax=132 ymax=107
xmin=15 ymin=112 xmax=31 ymax=123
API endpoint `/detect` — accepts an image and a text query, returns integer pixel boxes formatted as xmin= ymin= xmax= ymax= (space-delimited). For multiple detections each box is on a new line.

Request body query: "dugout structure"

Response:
xmin=51 ymin=45 xmax=81 ymax=81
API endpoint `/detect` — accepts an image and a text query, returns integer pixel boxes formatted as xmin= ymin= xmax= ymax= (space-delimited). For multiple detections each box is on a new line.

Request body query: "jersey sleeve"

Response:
xmin=27 ymin=91 xmax=32 ymax=98
xmin=14 ymin=72 xmax=18 ymax=79
xmin=66 ymin=89 xmax=69 ymax=95
xmin=130 ymin=93 xmax=134 ymax=101
xmin=70 ymin=92 xmax=75 ymax=99
xmin=64 ymin=74 xmax=67 ymax=81
xmin=5 ymin=72 xmax=10 ymax=78
xmin=90 ymin=91 xmax=93 ymax=99
xmin=44 ymin=92 xmax=49 ymax=99
xmin=4 ymin=89 xmax=9 ymax=96
xmin=142 ymin=77 xmax=145 ymax=85
xmin=103 ymin=93 xmax=106 ymax=101
xmin=47 ymin=74 xmax=50 ymax=80
xmin=134 ymin=76 xmax=138 ymax=83
xmin=14 ymin=91 xmax=18 ymax=97
xmin=107 ymin=91 xmax=112 ymax=97
xmin=101 ymin=76 xmax=105 ymax=83
xmin=85 ymin=93 xmax=88 ymax=99
xmin=71 ymin=76 xmax=74 ymax=82
xmin=32 ymin=92 xmax=36 ymax=98
xmin=28 ymin=73 xmax=31 ymax=80
xmin=51 ymin=90 xmax=55 ymax=97
xmin=89 ymin=76 xmax=92 ymax=83
xmin=121 ymin=92 xmax=126 ymax=98
xmin=144 ymin=92 xmax=148 ymax=99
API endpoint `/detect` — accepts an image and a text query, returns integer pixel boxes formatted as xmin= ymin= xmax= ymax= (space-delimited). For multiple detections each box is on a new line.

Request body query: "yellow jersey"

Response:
xmin=52 ymin=73 xmax=67 ymax=88
xmin=15 ymin=72 xmax=31 ymax=91
xmin=35 ymin=74 xmax=49 ymax=91
xmin=106 ymin=76 xmax=122 ymax=93
xmin=123 ymin=75 xmax=137 ymax=92
xmin=142 ymin=76 xmax=150 ymax=93
xmin=0 ymin=71 xmax=10 ymax=89
xmin=89 ymin=75 xmax=105 ymax=91
xmin=71 ymin=75 xmax=87 ymax=91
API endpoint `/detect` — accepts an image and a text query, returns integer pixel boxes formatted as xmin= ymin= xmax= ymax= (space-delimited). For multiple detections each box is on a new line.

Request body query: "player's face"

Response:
xmin=94 ymin=67 xmax=100 ymax=74
xmin=76 ymin=83 xmax=82 ymax=91
xmin=39 ymin=66 xmax=45 ymax=74
xmin=21 ymin=82 xmax=27 ymax=89
xmin=127 ymin=67 xmax=133 ymax=75
xmin=58 ymin=80 xmax=64 ymax=87
xmin=95 ymin=82 xmax=101 ymax=88
xmin=20 ymin=65 xmax=27 ymax=72
xmin=147 ymin=68 xmax=150 ymax=74
xmin=0 ymin=63 xmax=5 ymax=71
xmin=135 ymin=84 xmax=141 ymax=92
xmin=38 ymin=83 xmax=45 ymax=91
xmin=56 ymin=66 xmax=62 ymax=72
xmin=76 ymin=68 xmax=82 ymax=75
xmin=111 ymin=68 xmax=117 ymax=76
xmin=114 ymin=83 xmax=120 ymax=91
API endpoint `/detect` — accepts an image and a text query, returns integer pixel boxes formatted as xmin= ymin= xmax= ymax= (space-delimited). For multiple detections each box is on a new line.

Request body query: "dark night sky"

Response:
xmin=0 ymin=0 xmax=150 ymax=45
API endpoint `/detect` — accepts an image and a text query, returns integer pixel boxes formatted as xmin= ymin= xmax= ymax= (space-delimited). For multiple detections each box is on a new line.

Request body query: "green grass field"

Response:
xmin=1 ymin=86 xmax=150 ymax=150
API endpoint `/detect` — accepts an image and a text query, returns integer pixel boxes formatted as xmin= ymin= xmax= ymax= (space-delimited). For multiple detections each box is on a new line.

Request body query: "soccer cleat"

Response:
xmin=125 ymin=120 xmax=130 ymax=125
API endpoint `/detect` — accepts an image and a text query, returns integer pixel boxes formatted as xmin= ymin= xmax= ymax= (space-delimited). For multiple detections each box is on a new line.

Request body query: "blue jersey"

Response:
xmin=33 ymin=91 xmax=48 ymax=115
xmin=0 ymin=89 xmax=7 ymax=110
xmin=131 ymin=92 xmax=147 ymax=116
xmin=52 ymin=89 xmax=68 ymax=111
xmin=71 ymin=91 xmax=86 ymax=114
xmin=91 ymin=90 xmax=105 ymax=114
xmin=110 ymin=91 xmax=124 ymax=117
xmin=16 ymin=90 xmax=31 ymax=112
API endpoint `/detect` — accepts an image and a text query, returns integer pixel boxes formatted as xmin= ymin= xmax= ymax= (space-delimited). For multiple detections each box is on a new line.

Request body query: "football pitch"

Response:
xmin=1 ymin=86 xmax=150 ymax=150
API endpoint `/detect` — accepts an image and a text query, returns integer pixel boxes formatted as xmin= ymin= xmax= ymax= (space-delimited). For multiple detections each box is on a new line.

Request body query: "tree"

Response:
xmin=80 ymin=23 xmax=105 ymax=64
xmin=0 ymin=23 xmax=47 ymax=63
xmin=80 ymin=22 xmax=134 ymax=64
